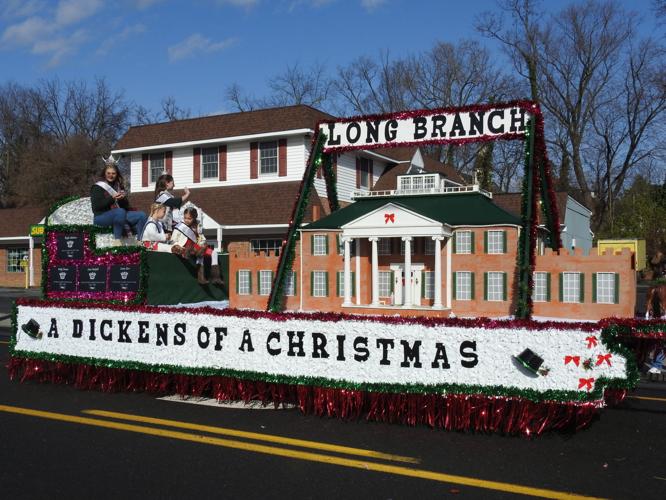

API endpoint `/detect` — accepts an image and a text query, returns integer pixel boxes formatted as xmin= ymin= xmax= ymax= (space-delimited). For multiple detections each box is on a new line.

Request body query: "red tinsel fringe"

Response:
xmin=8 ymin=357 xmax=604 ymax=437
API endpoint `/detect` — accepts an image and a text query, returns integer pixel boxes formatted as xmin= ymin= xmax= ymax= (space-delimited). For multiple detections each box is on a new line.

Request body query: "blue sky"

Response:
xmin=0 ymin=0 xmax=661 ymax=117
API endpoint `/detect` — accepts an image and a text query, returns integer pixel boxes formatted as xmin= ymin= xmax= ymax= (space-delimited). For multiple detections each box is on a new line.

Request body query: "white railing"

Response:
xmin=351 ymin=185 xmax=492 ymax=200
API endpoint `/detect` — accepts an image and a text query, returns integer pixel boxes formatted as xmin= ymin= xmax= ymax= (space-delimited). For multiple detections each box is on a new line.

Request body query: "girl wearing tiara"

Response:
xmin=171 ymin=207 xmax=223 ymax=285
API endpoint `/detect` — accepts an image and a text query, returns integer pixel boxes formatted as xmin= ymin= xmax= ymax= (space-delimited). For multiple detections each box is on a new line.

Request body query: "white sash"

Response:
xmin=95 ymin=181 xmax=119 ymax=197
xmin=141 ymin=220 xmax=164 ymax=240
xmin=174 ymin=222 xmax=198 ymax=243
xmin=156 ymin=191 xmax=173 ymax=204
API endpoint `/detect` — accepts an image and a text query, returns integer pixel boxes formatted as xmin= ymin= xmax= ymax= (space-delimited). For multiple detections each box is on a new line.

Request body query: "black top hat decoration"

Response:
xmin=514 ymin=348 xmax=550 ymax=376
xmin=21 ymin=319 xmax=42 ymax=340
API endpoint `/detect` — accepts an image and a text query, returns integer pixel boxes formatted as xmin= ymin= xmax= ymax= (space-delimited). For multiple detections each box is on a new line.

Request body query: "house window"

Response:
xmin=259 ymin=270 xmax=273 ymax=296
xmin=486 ymin=230 xmax=505 ymax=254
xmin=202 ymin=147 xmax=218 ymax=179
xmin=485 ymin=272 xmax=506 ymax=301
xmin=260 ymin=141 xmax=278 ymax=175
xmin=7 ymin=248 xmax=28 ymax=273
xmin=313 ymin=234 xmax=328 ymax=255
xmin=562 ymin=272 xmax=582 ymax=303
xmin=378 ymin=271 xmax=392 ymax=297
xmin=359 ymin=157 xmax=372 ymax=189
xmin=336 ymin=271 xmax=356 ymax=297
xmin=455 ymin=231 xmax=472 ymax=254
xmin=455 ymin=272 xmax=473 ymax=300
xmin=423 ymin=175 xmax=436 ymax=189
xmin=596 ymin=272 xmax=616 ymax=304
xmin=150 ymin=153 xmax=165 ymax=183
xmin=312 ymin=271 xmax=328 ymax=297
xmin=251 ymin=239 xmax=282 ymax=256
xmin=399 ymin=177 xmax=410 ymax=191
xmin=284 ymin=271 xmax=296 ymax=296
xmin=423 ymin=271 xmax=435 ymax=299
xmin=378 ymin=238 xmax=391 ymax=255
xmin=424 ymin=238 xmax=436 ymax=255
xmin=237 ymin=270 xmax=251 ymax=295
xmin=533 ymin=272 xmax=550 ymax=302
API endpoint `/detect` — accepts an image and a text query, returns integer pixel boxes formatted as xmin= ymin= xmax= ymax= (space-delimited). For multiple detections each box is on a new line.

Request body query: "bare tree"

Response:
xmin=161 ymin=96 xmax=191 ymax=122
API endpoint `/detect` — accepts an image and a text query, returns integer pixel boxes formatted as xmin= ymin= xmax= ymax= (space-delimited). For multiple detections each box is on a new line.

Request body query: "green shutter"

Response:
xmin=483 ymin=272 xmax=488 ymax=300
xmin=336 ymin=271 xmax=341 ymax=296
xmin=235 ymin=270 xmax=239 ymax=294
xmin=453 ymin=233 xmax=457 ymax=254
xmin=293 ymin=272 xmax=297 ymax=296
xmin=310 ymin=235 xmax=314 ymax=255
xmin=470 ymin=272 xmax=475 ymax=300
xmin=421 ymin=271 xmax=426 ymax=297
xmin=336 ymin=234 xmax=340 ymax=254
xmin=325 ymin=235 xmax=329 ymax=255
xmin=390 ymin=271 xmax=394 ymax=293
xmin=248 ymin=272 xmax=252 ymax=294
xmin=310 ymin=271 xmax=314 ymax=296
xmin=257 ymin=271 xmax=261 ymax=294
xmin=484 ymin=231 xmax=488 ymax=253
xmin=452 ymin=272 xmax=457 ymax=299
xmin=352 ymin=272 xmax=356 ymax=296
xmin=592 ymin=273 xmax=597 ymax=303
xmin=325 ymin=271 xmax=329 ymax=296
xmin=502 ymin=272 xmax=507 ymax=301
xmin=559 ymin=273 xmax=563 ymax=302
xmin=614 ymin=273 xmax=619 ymax=304
xmin=470 ymin=232 xmax=475 ymax=254
xmin=546 ymin=273 xmax=551 ymax=302
xmin=502 ymin=231 xmax=507 ymax=253
xmin=579 ymin=274 xmax=585 ymax=303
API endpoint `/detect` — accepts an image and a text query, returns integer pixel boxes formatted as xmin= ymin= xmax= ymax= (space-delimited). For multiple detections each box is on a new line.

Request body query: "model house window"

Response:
xmin=313 ymin=234 xmax=328 ymax=255
xmin=399 ymin=177 xmax=410 ymax=190
xmin=378 ymin=238 xmax=392 ymax=255
xmin=251 ymin=239 xmax=282 ymax=256
xmin=423 ymin=271 xmax=435 ymax=299
xmin=533 ymin=272 xmax=550 ymax=302
xmin=562 ymin=272 xmax=582 ymax=303
xmin=397 ymin=174 xmax=438 ymax=191
xmin=455 ymin=231 xmax=473 ymax=254
xmin=202 ymin=147 xmax=218 ymax=179
xmin=7 ymin=248 xmax=28 ymax=273
xmin=237 ymin=270 xmax=251 ymax=295
xmin=424 ymin=238 xmax=435 ymax=255
xmin=455 ymin=272 xmax=473 ymax=300
xmin=150 ymin=153 xmax=165 ymax=183
xmin=260 ymin=141 xmax=278 ymax=175
xmin=378 ymin=271 xmax=392 ymax=297
xmin=485 ymin=272 xmax=506 ymax=301
xmin=259 ymin=270 xmax=273 ymax=296
xmin=312 ymin=271 xmax=328 ymax=297
xmin=595 ymin=272 xmax=616 ymax=304
xmin=359 ymin=157 xmax=372 ymax=189
xmin=284 ymin=271 xmax=296 ymax=296
xmin=336 ymin=271 xmax=356 ymax=297
xmin=486 ymin=230 xmax=506 ymax=254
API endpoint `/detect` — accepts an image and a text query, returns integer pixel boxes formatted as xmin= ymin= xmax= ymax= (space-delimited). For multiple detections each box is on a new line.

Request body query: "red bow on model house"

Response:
xmin=585 ymin=336 xmax=598 ymax=349
xmin=596 ymin=353 xmax=612 ymax=366
xmin=578 ymin=378 xmax=595 ymax=391
xmin=384 ymin=213 xmax=395 ymax=224
xmin=564 ymin=355 xmax=581 ymax=366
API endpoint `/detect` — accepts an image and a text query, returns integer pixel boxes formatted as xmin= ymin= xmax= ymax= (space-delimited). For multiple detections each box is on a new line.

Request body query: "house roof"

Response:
xmin=369 ymin=147 xmax=465 ymax=191
xmin=130 ymin=182 xmax=325 ymax=227
xmin=492 ymin=192 xmax=570 ymax=223
xmin=114 ymin=105 xmax=335 ymax=150
xmin=304 ymin=192 xmax=521 ymax=230
xmin=0 ymin=206 xmax=47 ymax=238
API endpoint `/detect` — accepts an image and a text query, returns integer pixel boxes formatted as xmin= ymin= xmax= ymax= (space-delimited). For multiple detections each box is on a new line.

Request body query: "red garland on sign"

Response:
xmin=8 ymin=357 xmax=622 ymax=437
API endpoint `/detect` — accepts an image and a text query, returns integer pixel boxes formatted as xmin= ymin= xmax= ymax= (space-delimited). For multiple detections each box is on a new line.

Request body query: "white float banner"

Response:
xmin=320 ymin=106 xmax=533 ymax=152
xmin=14 ymin=305 xmax=627 ymax=394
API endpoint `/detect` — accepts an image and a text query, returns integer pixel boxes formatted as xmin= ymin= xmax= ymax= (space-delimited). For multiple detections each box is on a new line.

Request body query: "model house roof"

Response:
xmin=370 ymin=147 xmax=465 ymax=190
xmin=114 ymin=105 xmax=335 ymax=150
xmin=305 ymin=192 xmax=521 ymax=230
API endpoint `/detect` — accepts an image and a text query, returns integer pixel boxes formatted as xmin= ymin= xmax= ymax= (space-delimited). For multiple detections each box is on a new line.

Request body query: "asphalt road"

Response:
xmin=1 ymin=327 xmax=666 ymax=500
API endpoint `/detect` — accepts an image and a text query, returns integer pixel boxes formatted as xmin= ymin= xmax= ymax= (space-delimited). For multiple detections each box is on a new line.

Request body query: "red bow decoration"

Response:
xmin=384 ymin=213 xmax=395 ymax=224
xmin=564 ymin=355 xmax=580 ymax=366
xmin=585 ymin=336 xmax=598 ymax=349
xmin=578 ymin=378 xmax=595 ymax=391
xmin=596 ymin=353 xmax=612 ymax=366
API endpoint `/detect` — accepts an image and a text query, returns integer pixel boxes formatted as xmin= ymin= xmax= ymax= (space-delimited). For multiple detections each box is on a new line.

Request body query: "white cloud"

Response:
xmin=1 ymin=16 xmax=52 ymax=46
xmin=361 ymin=0 xmax=386 ymax=11
xmin=96 ymin=23 xmax=145 ymax=56
xmin=55 ymin=0 xmax=103 ymax=27
xmin=31 ymin=28 xmax=87 ymax=67
xmin=168 ymin=33 xmax=236 ymax=62
xmin=216 ymin=0 xmax=259 ymax=7
xmin=133 ymin=0 xmax=165 ymax=8
xmin=1 ymin=0 xmax=47 ymax=19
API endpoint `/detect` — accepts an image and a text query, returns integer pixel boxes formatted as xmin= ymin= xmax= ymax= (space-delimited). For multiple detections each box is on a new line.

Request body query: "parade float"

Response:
xmin=9 ymin=101 xmax=657 ymax=436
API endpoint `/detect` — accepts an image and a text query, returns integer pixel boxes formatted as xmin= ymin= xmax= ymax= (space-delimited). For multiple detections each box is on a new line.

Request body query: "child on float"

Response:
xmin=171 ymin=207 xmax=223 ymax=285
xmin=91 ymin=156 xmax=147 ymax=246
xmin=140 ymin=203 xmax=175 ymax=253
xmin=154 ymin=174 xmax=190 ymax=236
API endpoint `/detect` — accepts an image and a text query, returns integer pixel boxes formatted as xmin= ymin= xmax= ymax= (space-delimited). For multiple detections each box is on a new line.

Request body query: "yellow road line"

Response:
xmin=84 ymin=408 xmax=418 ymax=464
xmin=0 ymin=404 xmax=600 ymax=499
xmin=628 ymin=395 xmax=666 ymax=403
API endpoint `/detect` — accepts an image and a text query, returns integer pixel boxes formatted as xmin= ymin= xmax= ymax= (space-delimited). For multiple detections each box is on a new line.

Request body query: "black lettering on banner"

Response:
xmin=385 ymin=120 xmax=398 ymax=141
xmin=460 ymin=340 xmax=478 ymax=368
xmin=431 ymin=343 xmax=451 ymax=369
xmin=214 ymin=327 xmax=227 ymax=351
xmin=173 ymin=323 xmax=186 ymax=346
xmin=468 ymin=111 xmax=485 ymax=136
xmin=327 ymin=122 xmax=341 ymax=145
xmin=138 ymin=321 xmax=150 ymax=343
xmin=72 ymin=319 xmax=82 ymax=338
xmin=400 ymin=340 xmax=422 ymax=368
xmin=353 ymin=336 xmax=369 ymax=362
xmin=509 ymin=108 xmax=526 ymax=133
xmin=239 ymin=329 xmax=254 ymax=352
xmin=431 ymin=115 xmax=447 ymax=138
xmin=287 ymin=331 xmax=305 ymax=357
xmin=413 ymin=117 xmax=428 ymax=139
xmin=376 ymin=338 xmax=395 ymax=366
xmin=100 ymin=319 xmax=113 ymax=341
xmin=488 ymin=110 xmax=505 ymax=134
xmin=117 ymin=320 xmax=132 ymax=343
xmin=346 ymin=122 xmax=361 ymax=144
xmin=311 ymin=332 xmax=329 ymax=359
xmin=365 ymin=120 xmax=380 ymax=144
xmin=88 ymin=318 xmax=96 ymax=341
xmin=336 ymin=334 xmax=346 ymax=361
xmin=156 ymin=323 xmax=168 ymax=346
xmin=197 ymin=326 xmax=210 ymax=348
xmin=449 ymin=113 xmax=466 ymax=137
xmin=267 ymin=331 xmax=281 ymax=355
xmin=47 ymin=318 xmax=59 ymax=338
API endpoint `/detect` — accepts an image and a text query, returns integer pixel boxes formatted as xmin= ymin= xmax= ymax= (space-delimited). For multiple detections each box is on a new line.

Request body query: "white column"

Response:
xmin=446 ymin=236 xmax=452 ymax=309
xmin=355 ymin=243 xmax=361 ymax=305
xmin=433 ymin=236 xmax=443 ymax=309
xmin=343 ymin=237 xmax=352 ymax=306
xmin=29 ymin=235 xmax=35 ymax=287
xmin=216 ymin=226 xmax=223 ymax=252
xmin=403 ymin=236 xmax=413 ymax=307
xmin=369 ymin=237 xmax=379 ymax=306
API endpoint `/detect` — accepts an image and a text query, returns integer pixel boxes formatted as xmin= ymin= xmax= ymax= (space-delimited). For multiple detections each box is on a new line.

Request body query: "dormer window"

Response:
xmin=397 ymin=173 xmax=440 ymax=192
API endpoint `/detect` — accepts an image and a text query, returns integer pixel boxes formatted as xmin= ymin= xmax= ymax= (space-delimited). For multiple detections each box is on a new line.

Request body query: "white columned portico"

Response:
xmin=342 ymin=237 xmax=352 ymax=306
xmin=402 ymin=236 xmax=413 ymax=307
xmin=433 ymin=236 xmax=443 ymax=309
xmin=355 ymin=244 xmax=361 ymax=305
xmin=369 ymin=237 xmax=380 ymax=306
xmin=446 ymin=236 xmax=452 ymax=309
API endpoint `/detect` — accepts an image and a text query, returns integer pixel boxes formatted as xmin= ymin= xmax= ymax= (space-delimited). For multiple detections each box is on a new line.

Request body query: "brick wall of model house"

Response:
xmin=228 ymin=228 xmax=636 ymax=320
xmin=0 ymin=247 xmax=42 ymax=288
